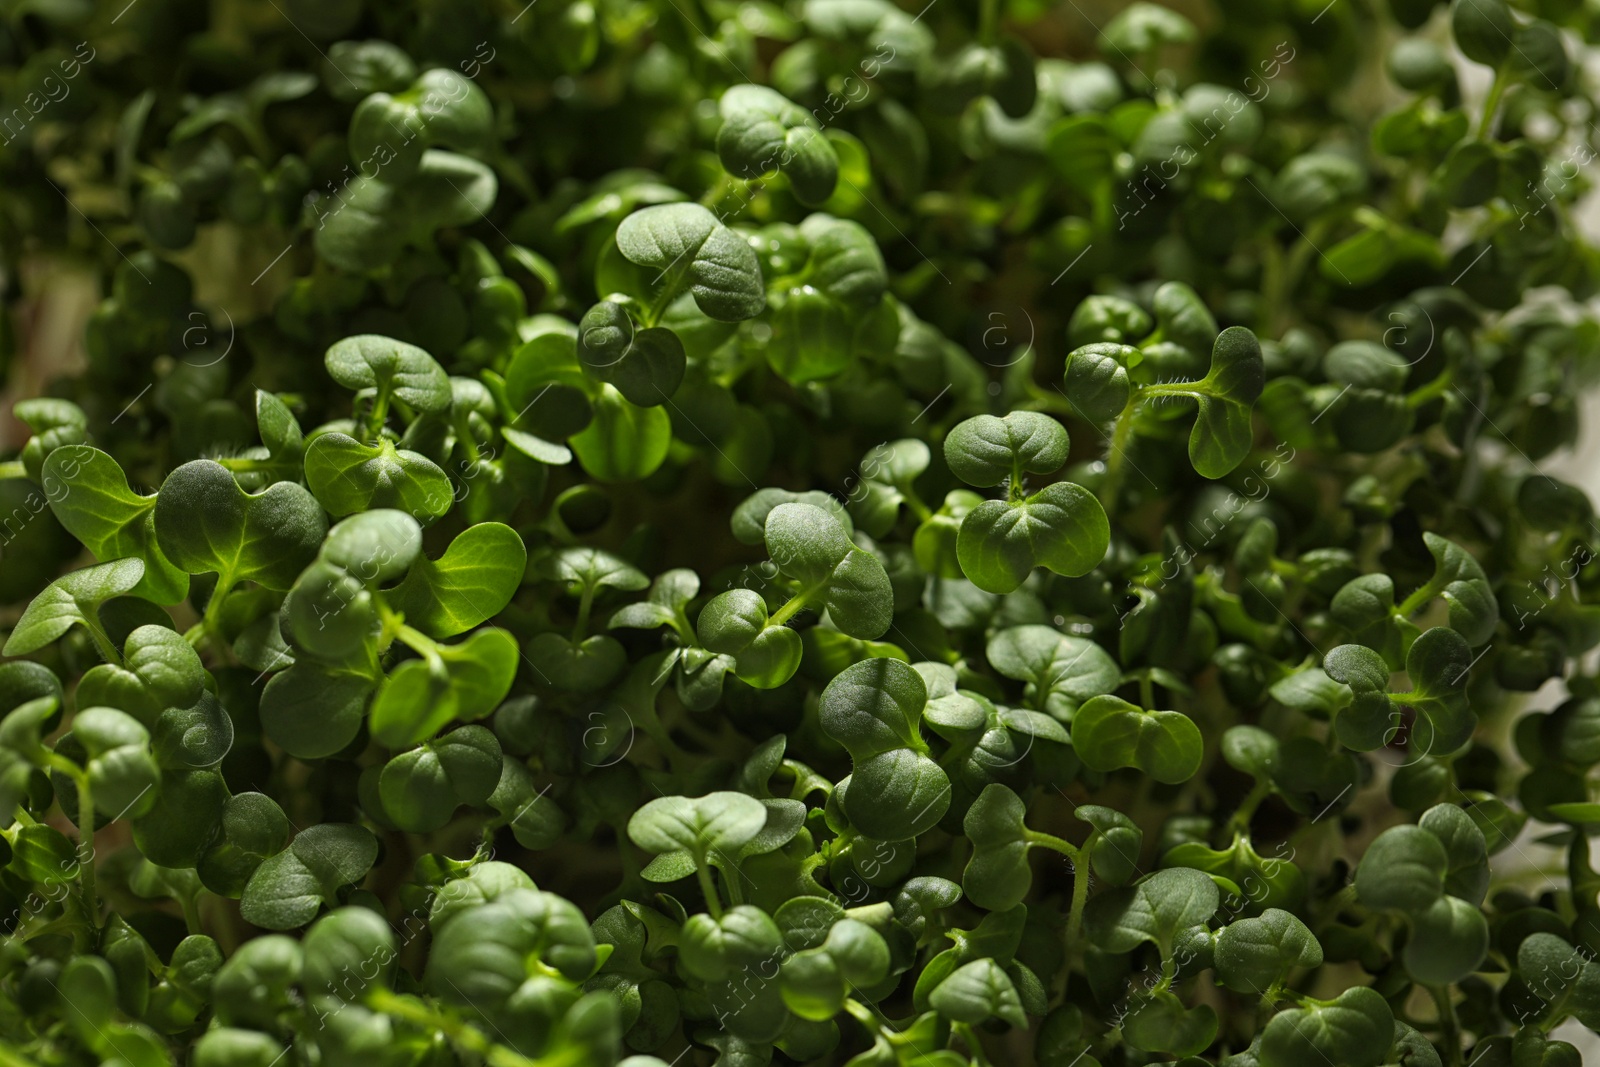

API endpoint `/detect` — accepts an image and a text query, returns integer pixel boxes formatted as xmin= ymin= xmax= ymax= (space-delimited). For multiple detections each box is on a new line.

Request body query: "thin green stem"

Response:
xmin=842 ymin=997 xmax=879 ymax=1032
xmin=977 ymin=0 xmax=999 ymax=43
xmin=952 ymin=1021 xmax=992 ymax=1067
xmin=365 ymin=385 xmax=392 ymax=444
xmin=214 ymin=457 xmax=301 ymax=474
xmin=1406 ymin=367 xmax=1455 ymax=409
xmin=1028 ymin=831 xmax=1090 ymax=964
xmin=454 ymin=415 xmax=485 ymax=464
xmin=1098 ymin=397 xmax=1138 ymax=511
xmin=668 ymin=615 xmax=698 ymax=648
xmin=1140 ymin=381 xmax=1206 ymax=399
xmin=1259 ymin=236 xmax=1286 ymax=336
xmin=1023 ymin=383 xmax=1080 ymax=419
xmin=1066 ymin=845 xmax=1091 ymax=958
xmin=1429 ymin=984 xmax=1462 ymax=1066
xmin=1261 ymin=219 xmax=1330 ymax=336
xmin=1477 ymin=68 xmax=1508 ymax=139
xmin=82 ymin=614 xmax=122 ymax=667
xmin=572 ymin=583 xmax=597 ymax=642
xmin=631 ymin=684 xmax=691 ymax=769
xmin=720 ymin=860 xmax=746 ymax=907
xmin=200 ymin=577 xmax=236 ymax=662
xmin=695 ymin=859 xmax=725 ymax=920
xmin=396 ymin=624 xmax=446 ymax=673
xmin=1228 ymin=781 xmax=1272 ymax=832
xmin=180 ymin=890 xmax=204 ymax=937
xmin=767 ymin=588 xmax=816 ymax=627
xmin=902 ymin=485 xmax=934 ymax=523
xmin=45 ymin=755 xmax=97 ymax=931
xmin=1396 ymin=578 xmax=1440 ymax=618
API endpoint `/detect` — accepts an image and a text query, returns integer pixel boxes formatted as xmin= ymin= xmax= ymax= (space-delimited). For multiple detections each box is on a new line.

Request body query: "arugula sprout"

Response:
xmin=717 ymin=86 xmax=840 ymax=207
xmin=5 ymin=3 xmax=1600 ymax=1066
xmin=942 ymin=412 xmax=1109 ymax=594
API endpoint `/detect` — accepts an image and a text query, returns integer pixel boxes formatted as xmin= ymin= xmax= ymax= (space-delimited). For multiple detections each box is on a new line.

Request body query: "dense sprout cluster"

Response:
xmin=5 ymin=0 xmax=1600 ymax=1065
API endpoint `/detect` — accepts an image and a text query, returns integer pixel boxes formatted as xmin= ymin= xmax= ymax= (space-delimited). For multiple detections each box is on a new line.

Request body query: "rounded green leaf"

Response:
xmin=304 ymin=433 xmax=452 ymax=522
xmin=1186 ymin=326 xmax=1264 ymax=479
xmin=1122 ymin=991 xmax=1218 ymax=1058
xmin=1451 ymin=0 xmax=1515 ymax=67
xmin=1404 ymin=894 xmax=1488 ymax=984
xmin=319 ymin=510 xmax=423 ymax=584
xmin=1214 ymin=909 xmax=1323 ymax=995
xmin=717 ymin=85 xmax=839 ymax=207
xmin=570 ymin=385 xmax=673 ymax=483
xmin=155 ymin=460 xmax=327 ymax=591
xmin=614 ymin=203 xmax=766 ymax=322
xmin=628 ymin=792 xmax=769 ymax=860
xmin=1084 ymin=867 xmax=1219 ymax=954
xmin=385 ymin=521 xmax=527 ymax=639
xmin=379 ymin=727 xmax=504 ymax=832
xmin=820 ymin=658 xmax=950 ymax=840
xmin=3 ymin=558 xmax=147 ymax=657
xmin=962 ymin=784 xmax=1033 ymax=911
xmin=763 ymin=502 xmax=893 ymax=639
xmin=41 ymin=445 xmax=188 ymax=605
xmin=929 ymin=959 xmax=1027 ymax=1028
xmin=576 ymin=300 xmax=687 ymax=407
xmin=1063 ymin=344 xmax=1136 ymax=424
xmin=324 ymin=334 xmax=451 ymax=413
xmin=1259 ymin=987 xmax=1393 ymax=1067
xmin=957 ymin=482 xmax=1110 ymax=594
xmin=1354 ymin=824 xmax=1447 ymax=913
xmin=943 ymin=412 xmax=1070 ymax=489
xmin=1070 ymin=695 xmax=1202 ymax=784
xmin=259 ymin=665 xmax=371 ymax=759
xmin=986 ymin=625 xmax=1120 ymax=718
xmin=301 ymin=906 xmax=395 ymax=997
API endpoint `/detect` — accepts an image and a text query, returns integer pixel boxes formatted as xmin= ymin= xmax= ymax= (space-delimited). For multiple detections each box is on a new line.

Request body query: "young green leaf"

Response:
xmin=717 ymin=85 xmax=839 ymax=207
xmin=1145 ymin=326 xmax=1265 ymax=480
xmin=570 ymin=385 xmax=673 ymax=483
xmin=1258 ymin=987 xmax=1393 ymax=1067
xmin=956 ymin=481 xmax=1110 ymax=594
xmin=41 ymin=445 xmax=188 ymax=605
xmin=154 ymin=460 xmax=327 ymax=592
xmin=1214 ymin=909 xmax=1323 ymax=995
xmin=819 ymin=658 xmax=950 ymax=840
xmin=628 ymin=792 xmax=769 ymax=864
xmin=304 ymin=433 xmax=454 ymax=522
xmin=763 ymin=502 xmax=893 ymax=639
xmin=324 ymin=334 xmax=452 ymax=414
xmin=379 ymin=726 xmax=504 ymax=832
xmin=1070 ymin=695 xmax=1203 ymax=784
xmin=385 ymin=521 xmax=526 ymax=638
xmin=928 ymin=959 xmax=1028 ymax=1028
xmin=985 ymin=625 xmax=1121 ymax=719
xmin=1083 ymin=867 xmax=1219 ymax=956
xmin=944 ymin=412 xmax=1070 ymax=489
xmin=575 ymin=300 xmax=686 ymax=407
xmin=614 ymin=203 xmax=766 ymax=323
xmin=239 ymin=823 xmax=378 ymax=930
xmin=4 ymin=557 xmax=146 ymax=658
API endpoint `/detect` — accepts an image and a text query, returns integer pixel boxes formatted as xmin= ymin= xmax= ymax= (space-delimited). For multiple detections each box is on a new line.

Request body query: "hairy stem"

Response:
xmin=1099 ymin=397 xmax=1138 ymax=511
